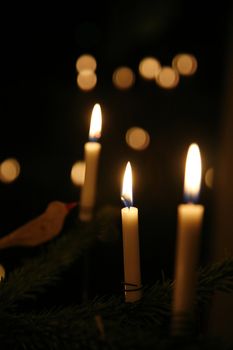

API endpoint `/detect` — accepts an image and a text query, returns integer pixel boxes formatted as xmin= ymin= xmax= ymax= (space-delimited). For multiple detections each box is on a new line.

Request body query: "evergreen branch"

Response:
xmin=0 ymin=223 xmax=96 ymax=311
xmin=0 ymin=288 xmax=228 ymax=350
xmin=197 ymin=257 xmax=233 ymax=304
xmin=0 ymin=257 xmax=232 ymax=349
xmin=0 ymin=205 xmax=120 ymax=311
xmin=0 ymin=204 xmax=233 ymax=350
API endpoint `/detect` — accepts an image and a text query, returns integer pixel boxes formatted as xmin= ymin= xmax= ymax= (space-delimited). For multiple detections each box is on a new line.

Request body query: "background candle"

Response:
xmin=79 ymin=104 xmax=102 ymax=222
xmin=172 ymin=143 xmax=204 ymax=334
xmin=121 ymin=162 xmax=142 ymax=303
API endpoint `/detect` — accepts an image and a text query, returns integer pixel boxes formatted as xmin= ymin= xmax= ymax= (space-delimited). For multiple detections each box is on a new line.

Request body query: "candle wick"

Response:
xmin=89 ymin=137 xmax=99 ymax=142
xmin=121 ymin=196 xmax=132 ymax=208
xmin=184 ymin=193 xmax=197 ymax=204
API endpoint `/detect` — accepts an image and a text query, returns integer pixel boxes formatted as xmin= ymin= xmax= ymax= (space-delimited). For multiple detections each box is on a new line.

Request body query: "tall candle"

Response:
xmin=121 ymin=162 xmax=142 ymax=303
xmin=172 ymin=143 xmax=204 ymax=334
xmin=79 ymin=104 xmax=102 ymax=222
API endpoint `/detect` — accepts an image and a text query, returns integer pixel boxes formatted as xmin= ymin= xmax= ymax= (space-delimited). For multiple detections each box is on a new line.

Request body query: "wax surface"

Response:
xmin=79 ymin=142 xmax=101 ymax=221
xmin=173 ymin=204 xmax=204 ymax=314
xmin=121 ymin=206 xmax=142 ymax=302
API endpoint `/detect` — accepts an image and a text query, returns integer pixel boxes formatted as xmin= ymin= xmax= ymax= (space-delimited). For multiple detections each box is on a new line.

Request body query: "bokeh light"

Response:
xmin=71 ymin=161 xmax=86 ymax=186
xmin=156 ymin=66 xmax=179 ymax=89
xmin=139 ymin=57 xmax=161 ymax=79
xmin=77 ymin=70 xmax=97 ymax=91
xmin=0 ymin=158 xmax=21 ymax=183
xmin=0 ymin=265 xmax=5 ymax=281
xmin=112 ymin=67 xmax=135 ymax=90
xmin=205 ymin=168 xmax=214 ymax=188
xmin=126 ymin=127 xmax=150 ymax=150
xmin=172 ymin=53 xmax=198 ymax=76
xmin=75 ymin=54 xmax=97 ymax=72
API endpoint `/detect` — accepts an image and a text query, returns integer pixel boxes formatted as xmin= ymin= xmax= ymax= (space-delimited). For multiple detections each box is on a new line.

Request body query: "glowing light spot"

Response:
xmin=139 ymin=57 xmax=161 ymax=79
xmin=156 ymin=66 xmax=179 ymax=89
xmin=71 ymin=161 xmax=86 ymax=186
xmin=184 ymin=144 xmax=202 ymax=202
xmin=172 ymin=54 xmax=197 ymax=76
xmin=0 ymin=158 xmax=21 ymax=183
xmin=205 ymin=168 xmax=214 ymax=189
xmin=126 ymin=127 xmax=150 ymax=150
xmin=75 ymin=54 xmax=97 ymax=72
xmin=112 ymin=67 xmax=135 ymax=90
xmin=77 ymin=70 xmax=97 ymax=91
xmin=89 ymin=104 xmax=102 ymax=140
xmin=121 ymin=162 xmax=133 ymax=207
xmin=0 ymin=265 xmax=5 ymax=281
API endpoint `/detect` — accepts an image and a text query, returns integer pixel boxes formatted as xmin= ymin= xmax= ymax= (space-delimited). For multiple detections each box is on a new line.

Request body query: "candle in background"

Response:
xmin=121 ymin=162 xmax=142 ymax=302
xmin=172 ymin=143 xmax=204 ymax=335
xmin=79 ymin=104 xmax=102 ymax=222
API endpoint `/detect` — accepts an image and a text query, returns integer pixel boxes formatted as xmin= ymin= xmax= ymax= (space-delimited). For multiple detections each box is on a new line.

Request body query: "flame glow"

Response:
xmin=139 ymin=57 xmax=161 ymax=79
xmin=76 ymin=54 xmax=97 ymax=72
xmin=184 ymin=143 xmax=202 ymax=202
xmin=71 ymin=161 xmax=86 ymax=186
xmin=126 ymin=127 xmax=150 ymax=150
xmin=121 ymin=162 xmax=133 ymax=207
xmin=112 ymin=67 xmax=135 ymax=90
xmin=77 ymin=70 xmax=97 ymax=91
xmin=89 ymin=104 xmax=102 ymax=140
xmin=0 ymin=158 xmax=21 ymax=183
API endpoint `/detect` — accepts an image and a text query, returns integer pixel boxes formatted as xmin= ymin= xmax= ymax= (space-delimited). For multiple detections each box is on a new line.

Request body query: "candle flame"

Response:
xmin=89 ymin=104 xmax=102 ymax=141
xmin=121 ymin=162 xmax=133 ymax=207
xmin=184 ymin=143 xmax=202 ymax=203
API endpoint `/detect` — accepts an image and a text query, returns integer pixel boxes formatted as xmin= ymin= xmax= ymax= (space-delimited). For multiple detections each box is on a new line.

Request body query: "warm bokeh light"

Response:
xmin=71 ymin=161 xmax=86 ymax=186
xmin=138 ymin=57 xmax=161 ymax=79
xmin=126 ymin=127 xmax=150 ymax=150
xmin=89 ymin=103 xmax=102 ymax=140
xmin=0 ymin=264 xmax=5 ymax=281
xmin=0 ymin=158 xmax=21 ymax=183
xmin=121 ymin=162 xmax=133 ymax=207
xmin=112 ymin=67 xmax=135 ymax=90
xmin=156 ymin=66 xmax=179 ymax=89
xmin=184 ymin=144 xmax=202 ymax=202
xmin=172 ymin=53 xmax=198 ymax=76
xmin=205 ymin=168 xmax=214 ymax=189
xmin=75 ymin=54 xmax=97 ymax=72
xmin=77 ymin=70 xmax=97 ymax=91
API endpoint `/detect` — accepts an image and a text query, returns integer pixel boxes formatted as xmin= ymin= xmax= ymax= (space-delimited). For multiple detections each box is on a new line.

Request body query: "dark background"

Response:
xmin=0 ymin=1 xmax=232 ymax=294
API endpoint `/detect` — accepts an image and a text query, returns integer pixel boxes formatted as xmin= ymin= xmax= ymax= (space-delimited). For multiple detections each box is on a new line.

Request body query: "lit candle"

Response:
xmin=79 ymin=104 xmax=102 ymax=222
xmin=121 ymin=162 xmax=142 ymax=302
xmin=172 ymin=143 xmax=204 ymax=334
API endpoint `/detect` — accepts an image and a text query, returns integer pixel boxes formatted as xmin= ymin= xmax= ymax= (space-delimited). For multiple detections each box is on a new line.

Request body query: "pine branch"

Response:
xmin=197 ymin=257 xmax=233 ymax=305
xmin=0 ymin=223 xmax=96 ymax=311
xmin=0 ymin=204 xmax=233 ymax=350
xmin=0 ymin=205 xmax=120 ymax=311
xmin=0 ymin=257 xmax=232 ymax=349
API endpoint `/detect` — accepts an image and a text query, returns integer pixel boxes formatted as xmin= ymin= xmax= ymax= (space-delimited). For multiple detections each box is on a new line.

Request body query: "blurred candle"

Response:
xmin=121 ymin=162 xmax=142 ymax=302
xmin=172 ymin=143 xmax=204 ymax=334
xmin=79 ymin=104 xmax=102 ymax=221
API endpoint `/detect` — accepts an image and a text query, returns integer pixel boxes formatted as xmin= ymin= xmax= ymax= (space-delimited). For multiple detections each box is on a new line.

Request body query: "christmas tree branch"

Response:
xmin=1 ymin=257 xmax=232 ymax=350
xmin=0 ymin=225 xmax=94 ymax=311
xmin=197 ymin=257 xmax=233 ymax=305
xmin=0 ymin=205 xmax=120 ymax=311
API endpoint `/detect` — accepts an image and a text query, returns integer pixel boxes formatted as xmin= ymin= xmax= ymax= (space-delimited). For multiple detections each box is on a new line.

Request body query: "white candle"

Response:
xmin=79 ymin=104 xmax=102 ymax=222
xmin=121 ymin=162 xmax=142 ymax=303
xmin=172 ymin=143 xmax=204 ymax=333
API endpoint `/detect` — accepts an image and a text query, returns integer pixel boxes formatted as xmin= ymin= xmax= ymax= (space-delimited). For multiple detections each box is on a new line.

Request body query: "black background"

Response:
xmin=0 ymin=1 xmax=232 ymax=297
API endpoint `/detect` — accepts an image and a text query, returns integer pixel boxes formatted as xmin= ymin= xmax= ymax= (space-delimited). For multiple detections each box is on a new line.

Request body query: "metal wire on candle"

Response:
xmin=122 ymin=282 xmax=143 ymax=292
